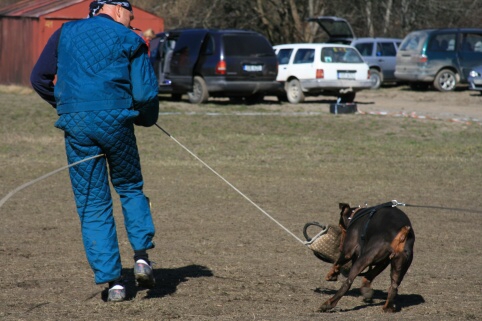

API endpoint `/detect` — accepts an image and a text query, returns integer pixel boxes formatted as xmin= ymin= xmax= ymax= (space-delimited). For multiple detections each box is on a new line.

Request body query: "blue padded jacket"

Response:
xmin=54 ymin=15 xmax=158 ymax=125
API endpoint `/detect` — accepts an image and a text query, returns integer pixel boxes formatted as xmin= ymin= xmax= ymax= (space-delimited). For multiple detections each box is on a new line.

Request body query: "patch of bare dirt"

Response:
xmin=354 ymin=85 xmax=482 ymax=123
xmin=1 ymin=86 xmax=481 ymax=320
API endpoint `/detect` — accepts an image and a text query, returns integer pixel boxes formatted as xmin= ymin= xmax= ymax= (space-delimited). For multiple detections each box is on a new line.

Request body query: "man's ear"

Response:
xmin=115 ymin=5 xmax=122 ymax=19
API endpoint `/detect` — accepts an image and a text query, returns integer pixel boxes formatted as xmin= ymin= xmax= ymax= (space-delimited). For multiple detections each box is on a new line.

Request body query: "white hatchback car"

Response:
xmin=273 ymin=43 xmax=372 ymax=103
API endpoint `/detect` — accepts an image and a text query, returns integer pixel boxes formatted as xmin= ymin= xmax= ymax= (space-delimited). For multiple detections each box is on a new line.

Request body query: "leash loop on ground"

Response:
xmin=0 ymin=154 xmax=105 ymax=208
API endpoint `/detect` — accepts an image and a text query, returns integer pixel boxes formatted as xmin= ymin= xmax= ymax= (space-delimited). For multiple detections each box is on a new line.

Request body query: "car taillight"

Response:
xmin=367 ymin=69 xmax=371 ymax=79
xmin=416 ymin=55 xmax=427 ymax=63
xmin=316 ymin=69 xmax=324 ymax=79
xmin=216 ymin=60 xmax=227 ymax=75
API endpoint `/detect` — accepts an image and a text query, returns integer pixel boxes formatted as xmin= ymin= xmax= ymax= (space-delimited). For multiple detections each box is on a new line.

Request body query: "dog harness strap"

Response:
xmin=347 ymin=202 xmax=394 ymax=242
xmin=361 ymin=209 xmax=378 ymax=241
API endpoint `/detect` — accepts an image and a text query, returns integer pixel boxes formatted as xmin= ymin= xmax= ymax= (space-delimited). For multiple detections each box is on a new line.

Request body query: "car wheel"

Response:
xmin=369 ymin=69 xmax=382 ymax=90
xmin=339 ymin=92 xmax=356 ymax=103
xmin=434 ymin=69 xmax=457 ymax=91
xmin=286 ymin=79 xmax=305 ymax=103
xmin=188 ymin=76 xmax=209 ymax=103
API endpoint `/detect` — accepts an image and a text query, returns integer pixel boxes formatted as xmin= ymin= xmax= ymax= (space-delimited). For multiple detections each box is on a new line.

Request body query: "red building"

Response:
xmin=0 ymin=0 xmax=164 ymax=86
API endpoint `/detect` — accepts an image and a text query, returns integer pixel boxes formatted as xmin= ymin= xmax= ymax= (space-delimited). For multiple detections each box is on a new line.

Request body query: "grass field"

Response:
xmin=1 ymin=86 xmax=482 ymax=320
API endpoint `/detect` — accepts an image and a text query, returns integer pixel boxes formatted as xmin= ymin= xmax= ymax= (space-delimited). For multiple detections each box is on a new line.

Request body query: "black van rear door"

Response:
xmin=170 ymin=29 xmax=209 ymax=91
xmin=221 ymin=33 xmax=278 ymax=81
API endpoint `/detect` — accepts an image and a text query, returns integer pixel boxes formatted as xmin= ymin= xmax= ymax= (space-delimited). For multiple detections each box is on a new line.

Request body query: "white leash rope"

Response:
xmin=155 ymin=124 xmax=306 ymax=245
xmin=2 ymin=123 xmax=306 ymax=245
xmin=0 ymin=154 xmax=105 ymax=208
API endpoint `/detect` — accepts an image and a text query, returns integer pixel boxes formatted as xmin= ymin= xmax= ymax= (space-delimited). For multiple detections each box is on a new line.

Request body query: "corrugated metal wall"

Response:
xmin=0 ymin=17 xmax=38 ymax=86
xmin=0 ymin=0 xmax=164 ymax=87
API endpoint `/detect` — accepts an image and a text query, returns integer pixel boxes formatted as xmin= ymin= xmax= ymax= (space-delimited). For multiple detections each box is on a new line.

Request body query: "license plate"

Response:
xmin=473 ymin=79 xmax=482 ymax=85
xmin=244 ymin=65 xmax=263 ymax=72
xmin=338 ymin=71 xmax=355 ymax=79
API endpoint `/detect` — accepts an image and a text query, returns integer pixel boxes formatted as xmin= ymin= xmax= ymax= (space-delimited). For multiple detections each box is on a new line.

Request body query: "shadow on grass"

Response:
xmin=101 ymin=264 xmax=213 ymax=301
xmin=314 ymin=287 xmax=425 ymax=312
xmin=146 ymin=264 xmax=214 ymax=298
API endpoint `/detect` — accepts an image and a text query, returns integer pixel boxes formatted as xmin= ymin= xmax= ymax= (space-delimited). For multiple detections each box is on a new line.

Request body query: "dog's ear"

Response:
xmin=339 ymin=203 xmax=350 ymax=210
xmin=338 ymin=203 xmax=351 ymax=229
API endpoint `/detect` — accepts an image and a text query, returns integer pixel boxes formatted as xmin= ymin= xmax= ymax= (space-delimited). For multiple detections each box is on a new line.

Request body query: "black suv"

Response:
xmin=152 ymin=29 xmax=280 ymax=103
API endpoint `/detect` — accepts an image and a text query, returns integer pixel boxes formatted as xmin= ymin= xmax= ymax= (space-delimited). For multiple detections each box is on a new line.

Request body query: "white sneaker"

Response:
xmin=107 ymin=284 xmax=126 ymax=302
xmin=134 ymin=259 xmax=155 ymax=288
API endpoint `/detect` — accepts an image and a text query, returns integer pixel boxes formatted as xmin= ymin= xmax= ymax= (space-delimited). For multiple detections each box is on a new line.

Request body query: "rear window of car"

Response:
xmin=223 ymin=34 xmax=274 ymax=57
xmin=294 ymin=49 xmax=315 ymax=64
xmin=277 ymin=48 xmax=293 ymax=64
xmin=427 ymin=33 xmax=456 ymax=52
xmin=461 ymin=32 xmax=482 ymax=52
xmin=400 ymin=33 xmax=427 ymax=51
xmin=377 ymin=42 xmax=397 ymax=56
xmin=354 ymin=42 xmax=373 ymax=56
xmin=321 ymin=47 xmax=364 ymax=63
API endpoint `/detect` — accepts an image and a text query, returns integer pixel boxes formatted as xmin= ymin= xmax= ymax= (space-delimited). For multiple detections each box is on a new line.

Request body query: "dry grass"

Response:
xmin=0 ymin=85 xmax=34 ymax=95
xmin=1 ymin=90 xmax=482 ymax=320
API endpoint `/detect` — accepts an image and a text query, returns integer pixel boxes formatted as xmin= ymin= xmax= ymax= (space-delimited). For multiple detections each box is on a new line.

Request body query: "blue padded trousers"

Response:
xmin=55 ymin=109 xmax=155 ymax=284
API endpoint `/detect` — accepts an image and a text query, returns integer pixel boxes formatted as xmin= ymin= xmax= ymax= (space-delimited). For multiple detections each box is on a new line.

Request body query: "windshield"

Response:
xmin=321 ymin=47 xmax=364 ymax=63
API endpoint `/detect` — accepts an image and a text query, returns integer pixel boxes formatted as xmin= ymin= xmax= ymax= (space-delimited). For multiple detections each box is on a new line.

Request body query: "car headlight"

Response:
xmin=469 ymin=70 xmax=480 ymax=77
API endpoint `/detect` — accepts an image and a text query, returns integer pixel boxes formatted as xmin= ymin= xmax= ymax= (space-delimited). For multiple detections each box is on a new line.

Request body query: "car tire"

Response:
xmin=339 ymin=92 xmax=356 ymax=103
xmin=286 ymin=79 xmax=305 ymax=103
xmin=188 ymin=76 xmax=209 ymax=104
xmin=369 ymin=69 xmax=382 ymax=90
xmin=434 ymin=69 xmax=457 ymax=91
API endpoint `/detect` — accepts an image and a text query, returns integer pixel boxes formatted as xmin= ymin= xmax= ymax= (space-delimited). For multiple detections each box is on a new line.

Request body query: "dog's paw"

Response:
xmin=360 ymin=287 xmax=374 ymax=301
xmin=325 ymin=272 xmax=338 ymax=282
xmin=382 ymin=303 xmax=398 ymax=313
xmin=317 ymin=302 xmax=333 ymax=312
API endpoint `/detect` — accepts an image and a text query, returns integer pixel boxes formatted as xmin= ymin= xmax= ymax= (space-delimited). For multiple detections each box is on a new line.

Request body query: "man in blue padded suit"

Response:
xmin=30 ymin=0 xmax=159 ymax=302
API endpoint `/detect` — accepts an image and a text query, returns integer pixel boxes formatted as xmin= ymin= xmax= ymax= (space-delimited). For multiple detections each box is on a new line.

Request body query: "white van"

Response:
xmin=273 ymin=43 xmax=371 ymax=103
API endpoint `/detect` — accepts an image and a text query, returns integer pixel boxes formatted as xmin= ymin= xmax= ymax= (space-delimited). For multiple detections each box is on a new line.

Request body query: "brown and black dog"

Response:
xmin=319 ymin=202 xmax=415 ymax=313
